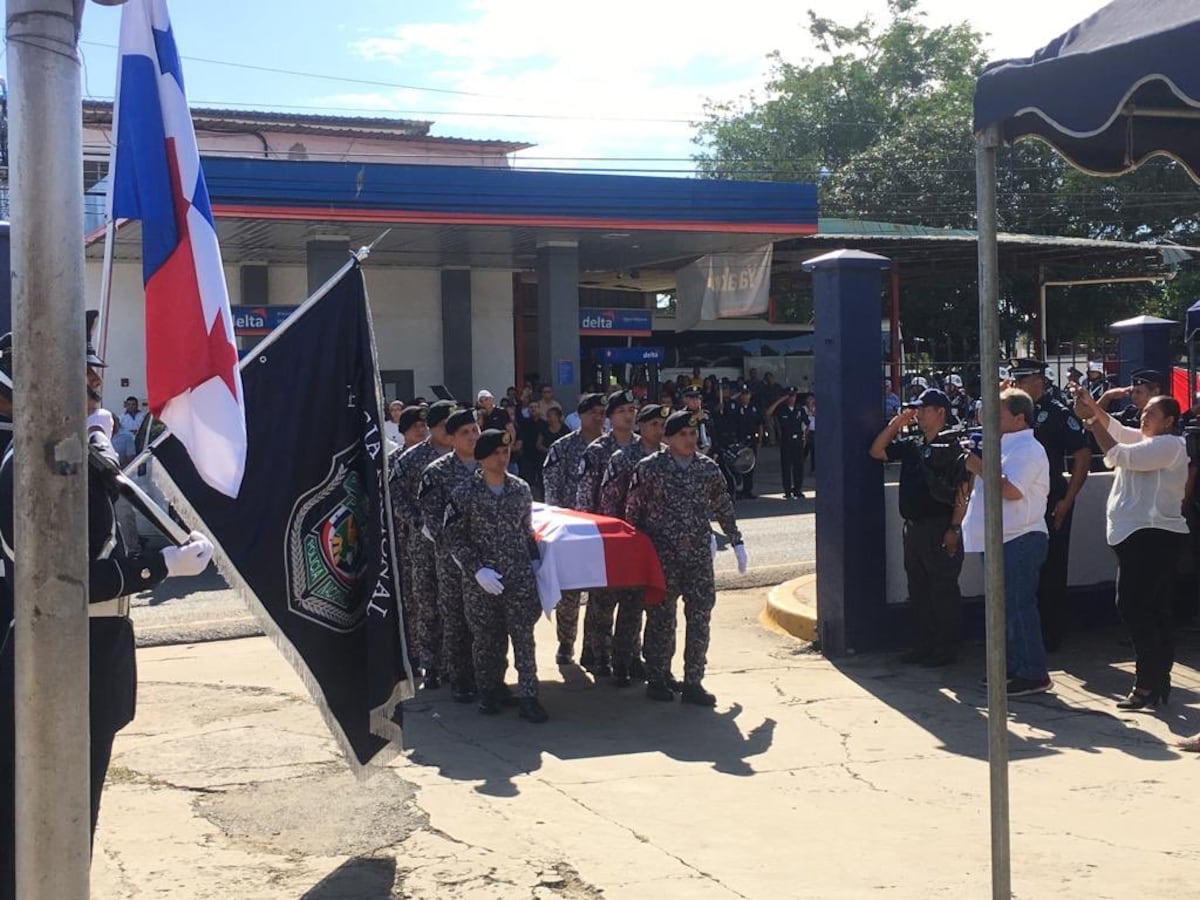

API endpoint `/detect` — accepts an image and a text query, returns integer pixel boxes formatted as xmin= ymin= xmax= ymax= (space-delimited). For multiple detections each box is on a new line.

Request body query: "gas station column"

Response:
xmin=536 ymin=241 xmax=580 ymax=401
xmin=802 ymin=249 xmax=892 ymax=656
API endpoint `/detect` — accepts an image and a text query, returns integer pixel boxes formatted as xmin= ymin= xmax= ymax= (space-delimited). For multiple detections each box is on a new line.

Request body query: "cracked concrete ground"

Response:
xmin=92 ymin=587 xmax=1200 ymax=898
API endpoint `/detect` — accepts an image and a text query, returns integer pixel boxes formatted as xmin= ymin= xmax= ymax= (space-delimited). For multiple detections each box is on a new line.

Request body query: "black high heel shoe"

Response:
xmin=1116 ymin=687 xmax=1162 ymax=710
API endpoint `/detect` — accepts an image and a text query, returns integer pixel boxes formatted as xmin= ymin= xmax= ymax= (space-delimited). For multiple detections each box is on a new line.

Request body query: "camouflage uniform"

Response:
xmin=542 ymin=430 xmax=591 ymax=653
xmin=390 ymin=438 xmax=448 ymax=676
xmin=445 ymin=471 xmax=541 ymax=698
xmin=624 ymin=450 xmax=741 ymax=687
xmin=599 ymin=439 xmax=664 ymax=673
xmin=574 ymin=433 xmax=637 ymax=663
xmin=418 ymin=451 xmax=480 ymax=690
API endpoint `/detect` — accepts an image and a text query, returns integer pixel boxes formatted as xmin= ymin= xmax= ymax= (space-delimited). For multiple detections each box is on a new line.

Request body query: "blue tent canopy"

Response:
xmin=973 ymin=0 xmax=1200 ymax=179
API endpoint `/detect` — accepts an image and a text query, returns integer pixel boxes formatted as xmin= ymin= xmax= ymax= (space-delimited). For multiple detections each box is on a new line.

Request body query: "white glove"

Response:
xmin=162 ymin=530 xmax=214 ymax=578
xmin=733 ymin=543 xmax=749 ymax=575
xmin=474 ymin=567 xmax=504 ymax=596
xmin=710 ymin=533 xmax=718 ymax=562
xmin=421 ymin=524 xmax=434 ymax=542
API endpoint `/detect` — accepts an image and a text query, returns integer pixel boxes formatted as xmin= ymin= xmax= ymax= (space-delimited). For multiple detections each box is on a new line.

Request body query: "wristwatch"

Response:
xmin=947 ymin=524 xmax=962 ymax=534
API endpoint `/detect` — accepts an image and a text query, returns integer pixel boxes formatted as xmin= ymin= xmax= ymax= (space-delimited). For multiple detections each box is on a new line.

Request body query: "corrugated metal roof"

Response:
xmin=817 ymin=217 xmax=1174 ymax=251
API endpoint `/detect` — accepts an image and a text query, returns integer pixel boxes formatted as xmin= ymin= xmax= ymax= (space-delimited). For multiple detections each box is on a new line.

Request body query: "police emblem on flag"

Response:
xmin=287 ymin=444 xmax=371 ymax=632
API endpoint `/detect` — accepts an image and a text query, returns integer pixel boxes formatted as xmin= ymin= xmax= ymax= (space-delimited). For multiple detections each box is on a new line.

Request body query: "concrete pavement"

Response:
xmin=92 ymin=585 xmax=1200 ymax=899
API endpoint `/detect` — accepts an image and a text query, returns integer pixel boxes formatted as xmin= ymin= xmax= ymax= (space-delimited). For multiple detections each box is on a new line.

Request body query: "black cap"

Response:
xmin=606 ymin=389 xmax=636 ymax=416
xmin=681 ymin=386 xmax=702 ymax=398
xmin=397 ymin=406 xmax=427 ymax=433
xmin=636 ymin=403 xmax=670 ymax=424
xmin=86 ymin=310 xmax=106 ymax=367
xmin=786 ymin=385 xmax=798 ymax=395
xmin=738 ymin=383 xmax=751 ymax=394
xmin=1131 ymin=368 xmax=1165 ymax=387
xmin=905 ymin=388 xmax=952 ymax=411
xmin=577 ymin=392 xmax=605 ymax=415
xmin=474 ymin=428 xmax=512 ymax=459
xmin=664 ymin=410 xmax=700 ymax=436
xmin=426 ymin=399 xmax=456 ymax=428
xmin=445 ymin=408 xmax=477 ymax=434
xmin=1008 ymin=358 xmax=1047 ymax=379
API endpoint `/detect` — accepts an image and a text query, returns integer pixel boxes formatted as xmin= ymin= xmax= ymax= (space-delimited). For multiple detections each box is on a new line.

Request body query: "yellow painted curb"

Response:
xmin=763 ymin=574 xmax=817 ymax=642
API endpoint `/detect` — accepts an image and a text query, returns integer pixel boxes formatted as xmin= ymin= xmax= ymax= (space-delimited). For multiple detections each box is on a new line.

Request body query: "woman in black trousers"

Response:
xmin=1074 ymin=389 xmax=1189 ymax=709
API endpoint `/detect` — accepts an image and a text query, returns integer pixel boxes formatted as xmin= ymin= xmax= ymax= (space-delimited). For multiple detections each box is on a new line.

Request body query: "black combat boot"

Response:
xmin=478 ymin=693 xmax=501 ymax=715
xmin=594 ymin=655 xmax=613 ymax=678
xmin=451 ymin=682 xmax=476 ymax=704
xmin=612 ymin=665 xmax=632 ymax=688
xmin=492 ymin=684 xmax=519 ymax=707
xmin=579 ymin=646 xmax=596 ymax=670
xmin=518 ymin=697 xmax=549 ymax=723
xmin=645 ymin=680 xmax=675 ymax=702
xmin=680 ymin=683 xmax=717 ymax=707
xmin=555 ymin=642 xmax=574 ymax=665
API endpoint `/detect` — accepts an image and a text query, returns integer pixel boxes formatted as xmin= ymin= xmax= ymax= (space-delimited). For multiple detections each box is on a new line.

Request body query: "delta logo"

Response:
xmin=580 ymin=310 xmax=618 ymax=329
xmin=233 ymin=307 xmax=269 ymax=331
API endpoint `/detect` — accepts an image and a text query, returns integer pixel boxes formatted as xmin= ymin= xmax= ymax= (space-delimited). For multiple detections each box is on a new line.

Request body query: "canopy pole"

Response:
xmin=976 ymin=123 xmax=1011 ymax=900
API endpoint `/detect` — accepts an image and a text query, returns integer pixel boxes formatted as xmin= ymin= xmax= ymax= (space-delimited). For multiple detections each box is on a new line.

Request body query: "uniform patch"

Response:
xmin=1068 ymin=417 xmax=1082 ymax=431
xmin=1036 ymin=410 xmax=1049 ymax=425
xmin=286 ymin=444 xmax=370 ymax=633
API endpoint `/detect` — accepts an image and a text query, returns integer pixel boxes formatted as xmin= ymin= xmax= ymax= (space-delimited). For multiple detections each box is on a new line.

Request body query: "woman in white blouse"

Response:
xmin=1073 ymin=388 xmax=1188 ymax=710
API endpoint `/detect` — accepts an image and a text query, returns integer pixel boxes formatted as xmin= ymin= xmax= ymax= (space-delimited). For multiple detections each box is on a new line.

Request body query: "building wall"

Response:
xmin=86 ymin=260 xmax=512 ymax=409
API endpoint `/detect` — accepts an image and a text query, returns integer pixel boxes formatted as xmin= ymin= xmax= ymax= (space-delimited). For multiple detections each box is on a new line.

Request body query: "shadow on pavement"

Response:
xmin=403 ymin=674 xmax=777 ymax=797
xmin=301 ymin=856 xmax=398 ymax=899
xmin=828 ymin=625 xmax=1196 ymax=764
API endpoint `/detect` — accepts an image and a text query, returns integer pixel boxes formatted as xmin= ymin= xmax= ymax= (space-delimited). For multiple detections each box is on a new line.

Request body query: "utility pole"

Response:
xmin=7 ymin=1 xmax=92 ymax=897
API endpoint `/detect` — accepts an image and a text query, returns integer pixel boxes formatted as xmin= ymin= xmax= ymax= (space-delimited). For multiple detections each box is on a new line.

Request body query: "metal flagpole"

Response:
xmin=7 ymin=1 xmax=93 ymax=897
xmin=976 ymin=124 xmax=1011 ymax=900
xmin=120 ymin=234 xmax=389 ymax=477
xmin=96 ymin=218 xmax=118 ymax=363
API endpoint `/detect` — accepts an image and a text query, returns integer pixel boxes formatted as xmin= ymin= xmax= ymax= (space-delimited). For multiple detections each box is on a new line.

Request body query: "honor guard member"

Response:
xmin=389 ymin=400 xmax=454 ymax=689
xmin=869 ymin=388 xmax=967 ymax=666
xmin=625 ymin=410 xmax=749 ymax=706
xmin=681 ymin=387 xmax=712 ymax=456
xmin=945 ymin=374 xmax=972 ymax=425
xmin=2 ymin=323 xmax=215 ymax=900
xmin=599 ymin=403 xmax=669 ymax=686
xmin=417 ymin=408 xmax=482 ymax=702
xmin=1009 ymin=359 xmax=1091 ymax=651
xmin=445 ymin=429 xmax=547 ymax=723
xmin=574 ymin=390 xmax=639 ymax=677
xmin=732 ymin=384 xmax=764 ymax=498
xmin=386 ymin=405 xmax=430 ymax=672
xmin=541 ymin=392 xmax=605 ymax=666
xmin=766 ymin=386 xmax=807 ymax=499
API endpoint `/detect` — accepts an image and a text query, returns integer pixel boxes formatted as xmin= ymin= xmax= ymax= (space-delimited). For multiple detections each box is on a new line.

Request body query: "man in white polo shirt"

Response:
xmin=961 ymin=388 xmax=1052 ymax=697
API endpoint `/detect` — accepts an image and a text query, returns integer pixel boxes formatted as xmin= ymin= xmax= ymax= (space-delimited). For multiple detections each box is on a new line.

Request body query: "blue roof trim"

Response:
xmin=198 ymin=158 xmax=818 ymax=230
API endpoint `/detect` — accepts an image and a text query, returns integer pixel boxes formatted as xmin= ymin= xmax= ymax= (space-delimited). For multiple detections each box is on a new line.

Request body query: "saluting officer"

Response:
xmin=574 ymin=390 xmax=639 ymax=677
xmin=1009 ymin=359 xmax=1091 ymax=651
xmin=389 ymin=399 xmax=455 ymax=689
xmin=417 ymin=408 xmax=482 ymax=702
xmin=444 ymin=429 xmax=547 ymax=723
xmin=541 ymin=392 xmax=605 ymax=666
xmin=767 ymin=386 xmax=807 ymax=499
xmin=599 ymin=402 xmax=669 ymax=686
xmin=681 ymin=387 xmax=712 ymax=456
xmin=2 ymin=324 xmax=215 ymax=899
xmin=625 ymin=410 xmax=749 ymax=706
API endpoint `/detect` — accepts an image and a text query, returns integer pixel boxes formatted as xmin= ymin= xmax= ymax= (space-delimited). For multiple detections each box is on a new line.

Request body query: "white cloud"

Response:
xmin=337 ymin=0 xmax=1107 ymax=174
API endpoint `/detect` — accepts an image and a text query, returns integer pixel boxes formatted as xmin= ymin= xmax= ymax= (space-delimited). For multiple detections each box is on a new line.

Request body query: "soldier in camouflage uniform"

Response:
xmin=445 ymin=429 xmax=548 ymax=723
xmin=541 ymin=392 xmax=606 ymax=666
xmin=389 ymin=400 xmax=454 ymax=688
xmin=417 ymin=408 xmax=482 ymax=702
xmin=386 ymin=405 xmax=431 ymax=683
xmin=625 ymin=410 xmax=749 ymax=706
xmin=574 ymin=390 xmax=638 ymax=677
xmin=599 ymin=402 xmax=670 ymax=686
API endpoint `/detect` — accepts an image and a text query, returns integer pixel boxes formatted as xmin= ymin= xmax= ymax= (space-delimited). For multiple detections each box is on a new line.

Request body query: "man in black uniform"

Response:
xmin=2 ymin=326 xmax=215 ymax=900
xmin=732 ymin=384 xmax=764 ymax=499
xmin=1010 ymin=359 xmax=1091 ymax=651
xmin=767 ymin=386 xmax=807 ymax=498
xmin=1099 ymin=368 xmax=1165 ymax=428
xmin=869 ymin=388 xmax=967 ymax=666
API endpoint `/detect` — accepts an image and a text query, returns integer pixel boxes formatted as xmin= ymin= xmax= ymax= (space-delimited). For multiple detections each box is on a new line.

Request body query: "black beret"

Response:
xmin=474 ymin=428 xmax=513 ymax=459
xmin=426 ymin=399 xmax=456 ymax=428
xmin=397 ymin=406 xmax=427 ymax=432
xmin=664 ymin=410 xmax=700 ymax=437
xmin=606 ymin=389 xmax=637 ymax=416
xmin=636 ymin=403 xmax=671 ymax=424
xmin=445 ymin=408 xmax=477 ymax=434
xmin=577 ymin=392 xmax=605 ymax=415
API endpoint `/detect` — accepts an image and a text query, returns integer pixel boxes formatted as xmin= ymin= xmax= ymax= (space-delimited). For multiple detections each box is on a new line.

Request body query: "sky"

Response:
xmin=72 ymin=0 xmax=1109 ymax=175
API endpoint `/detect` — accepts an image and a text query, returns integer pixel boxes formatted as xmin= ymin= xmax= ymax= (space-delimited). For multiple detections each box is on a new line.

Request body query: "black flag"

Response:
xmin=154 ymin=263 xmax=413 ymax=769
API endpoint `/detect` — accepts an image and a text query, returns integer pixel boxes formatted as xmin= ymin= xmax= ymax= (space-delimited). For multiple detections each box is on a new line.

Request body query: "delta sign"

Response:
xmin=578 ymin=307 xmax=653 ymax=337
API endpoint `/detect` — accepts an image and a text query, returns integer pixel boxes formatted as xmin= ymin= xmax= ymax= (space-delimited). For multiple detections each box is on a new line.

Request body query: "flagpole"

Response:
xmin=96 ymin=218 xmax=118 ymax=364
xmin=121 ymin=237 xmax=387 ymax=477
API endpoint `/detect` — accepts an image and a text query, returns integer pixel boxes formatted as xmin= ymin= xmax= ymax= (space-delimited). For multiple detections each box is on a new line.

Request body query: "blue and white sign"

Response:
xmin=598 ymin=346 xmax=665 ymax=364
xmin=579 ymin=307 xmax=654 ymax=336
xmin=231 ymin=305 xmax=297 ymax=336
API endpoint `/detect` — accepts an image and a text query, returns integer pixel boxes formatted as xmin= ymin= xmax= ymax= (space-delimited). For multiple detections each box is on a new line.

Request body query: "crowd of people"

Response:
xmin=386 ymin=378 xmax=757 ymax=724
xmin=874 ymin=357 xmax=1200 ymax=723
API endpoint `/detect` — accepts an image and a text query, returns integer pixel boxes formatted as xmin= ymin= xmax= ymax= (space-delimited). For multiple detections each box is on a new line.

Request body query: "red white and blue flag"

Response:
xmin=108 ymin=0 xmax=246 ymax=497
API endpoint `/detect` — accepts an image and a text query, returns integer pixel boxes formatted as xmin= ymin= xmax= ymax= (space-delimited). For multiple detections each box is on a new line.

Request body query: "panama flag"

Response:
xmin=108 ymin=0 xmax=247 ymax=497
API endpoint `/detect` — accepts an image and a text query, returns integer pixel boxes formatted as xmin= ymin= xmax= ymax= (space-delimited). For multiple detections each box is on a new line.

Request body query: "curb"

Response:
xmin=764 ymin=573 xmax=817 ymax=642
xmin=715 ymin=560 xmax=814 ymax=592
